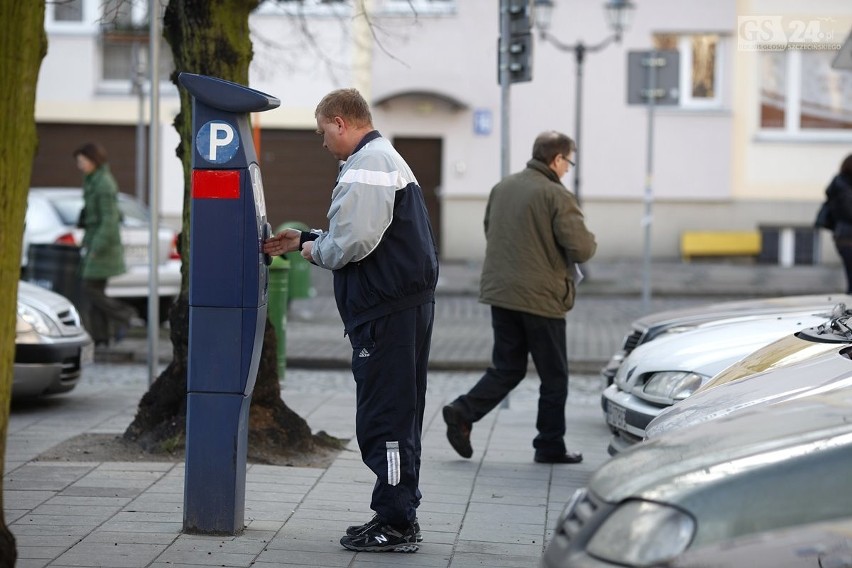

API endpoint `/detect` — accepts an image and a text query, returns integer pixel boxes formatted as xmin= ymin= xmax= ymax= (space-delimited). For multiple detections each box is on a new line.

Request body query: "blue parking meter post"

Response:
xmin=178 ymin=72 xmax=279 ymax=535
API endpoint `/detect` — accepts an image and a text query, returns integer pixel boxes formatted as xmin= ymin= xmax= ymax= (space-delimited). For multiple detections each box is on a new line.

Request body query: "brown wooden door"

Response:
xmin=393 ymin=137 xmax=442 ymax=255
xmin=259 ymin=129 xmax=340 ymax=230
xmin=31 ymin=123 xmax=146 ymax=199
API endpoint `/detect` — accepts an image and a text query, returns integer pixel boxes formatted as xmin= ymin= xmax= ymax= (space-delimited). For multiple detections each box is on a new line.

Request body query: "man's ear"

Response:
xmin=333 ymin=116 xmax=346 ymax=132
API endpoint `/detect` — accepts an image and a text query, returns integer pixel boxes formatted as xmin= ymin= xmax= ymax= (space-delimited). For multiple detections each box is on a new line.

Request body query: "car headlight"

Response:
xmin=642 ymin=371 xmax=706 ymax=402
xmin=17 ymin=302 xmax=61 ymax=338
xmin=587 ymin=500 xmax=695 ymax=566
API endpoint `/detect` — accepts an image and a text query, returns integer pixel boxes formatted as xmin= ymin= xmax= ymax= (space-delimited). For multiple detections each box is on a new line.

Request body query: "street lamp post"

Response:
xmin=534 ymin=0 xmax=635 ymax=205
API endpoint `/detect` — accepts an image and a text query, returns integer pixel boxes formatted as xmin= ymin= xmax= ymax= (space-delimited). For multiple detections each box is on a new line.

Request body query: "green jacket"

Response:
xmin=80 ymin=164 xmax=126 ymax=279
xmin=479 ymin=159 xmax=597 ymax=318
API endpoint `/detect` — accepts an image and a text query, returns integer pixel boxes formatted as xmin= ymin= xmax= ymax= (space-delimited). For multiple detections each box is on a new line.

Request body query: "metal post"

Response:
xmin=147 ymin=0 xmax=160 ymax=384
xmin=132 ymin=42 xmax=146 ymax=205
xmin=499 ymin=0 xmax=511 ymax=410
xmin=641 ymin=51 xmax=658 ymax=314
xmin=500 ymin=0 xmax=511 ymax=179
xmin=573 ymin=43 xmax=585 ymax=204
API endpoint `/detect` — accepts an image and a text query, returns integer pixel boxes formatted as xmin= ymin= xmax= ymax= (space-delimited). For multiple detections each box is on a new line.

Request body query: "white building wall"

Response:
xmin=33 ymin=0 xmax=852 ymax=262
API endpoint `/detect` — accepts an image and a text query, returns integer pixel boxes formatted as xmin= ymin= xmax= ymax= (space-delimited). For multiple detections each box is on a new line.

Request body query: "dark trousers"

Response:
xmin=836 ymin=242 xmax=852 ymax=293
xmin=348 ymin=302 xmax=434 ymax=527
xmin=82 ymin=278 xmax=136 ymax=344
xmin=453 ymin=305 xmax=569 ymax=454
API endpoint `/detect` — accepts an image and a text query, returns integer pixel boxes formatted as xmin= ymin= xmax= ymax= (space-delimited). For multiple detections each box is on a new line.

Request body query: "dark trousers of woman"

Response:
xmin=451 ymin=305 xmax=569 ymax=455
xmin=348 ymin=302 xmax=434 ymax=529
xmin=836 ymin=241 xmax=852 ymax=293
xmin=82 ymin=278 xmax=136 ymax=345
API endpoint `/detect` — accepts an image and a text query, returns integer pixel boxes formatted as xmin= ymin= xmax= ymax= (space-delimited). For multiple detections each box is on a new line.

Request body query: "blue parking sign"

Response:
xmin=196 ymin=120 xmax=241 ymax=164
xmin=474 ymin=109 xmax=492 ymax=136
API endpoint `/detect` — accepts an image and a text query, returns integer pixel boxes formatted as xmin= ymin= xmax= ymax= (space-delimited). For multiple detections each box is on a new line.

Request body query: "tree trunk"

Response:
xmin=123 ymin=0 xmax=340 ymax=458
xmin=0 ymin=2 xmax=47 ymax=565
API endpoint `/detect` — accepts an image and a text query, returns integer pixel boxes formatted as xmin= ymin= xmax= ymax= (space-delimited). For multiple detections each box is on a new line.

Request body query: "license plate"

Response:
xmin=124 ymin=244 xmax=149 ymax=265
xmin=80 ymin=343 xmax=94 ymax=366
xmin=606 ymin=403 xmax=627 ymax=430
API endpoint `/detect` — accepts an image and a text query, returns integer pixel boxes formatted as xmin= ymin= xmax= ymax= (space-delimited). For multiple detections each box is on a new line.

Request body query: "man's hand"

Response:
xmin=301 ymin=240 xmax=315 ymax=262
xmin=263 ymin=228 xmax=301 ymax=256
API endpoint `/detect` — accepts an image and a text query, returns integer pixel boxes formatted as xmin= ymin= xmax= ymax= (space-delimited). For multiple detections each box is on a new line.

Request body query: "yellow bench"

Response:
xmin=681 ymin=231 xmax=762 ymax=261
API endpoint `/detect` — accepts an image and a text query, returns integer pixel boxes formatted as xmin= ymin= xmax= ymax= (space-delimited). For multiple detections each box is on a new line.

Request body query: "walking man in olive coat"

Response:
xmin=443 ymin=131 xmax=596 ymax=464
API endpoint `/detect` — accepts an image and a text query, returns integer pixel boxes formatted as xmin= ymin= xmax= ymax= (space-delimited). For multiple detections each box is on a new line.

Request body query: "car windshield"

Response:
xmin=47 ymin=193 xmax=150 ymax=228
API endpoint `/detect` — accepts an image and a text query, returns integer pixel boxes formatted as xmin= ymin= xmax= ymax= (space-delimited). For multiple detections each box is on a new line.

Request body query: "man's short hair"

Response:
xmin=315 ymin=88 xmax=373 ymax=128
xmin=532 ymin=131 xmax=576 ymax=164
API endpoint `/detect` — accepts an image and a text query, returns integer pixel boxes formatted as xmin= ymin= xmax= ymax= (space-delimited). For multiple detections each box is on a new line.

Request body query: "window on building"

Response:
xmin=100 ymin=0 xmax=173 ymax=84
xmin=653 ymin=33 xmax=723 ymax=108
xmin=54 ymin=0 xmax=84 ymax=22
xmin=45 ymin=0 xmax=92 ymax=31
xmin=760 ymin=50 xmax=852 ymax=134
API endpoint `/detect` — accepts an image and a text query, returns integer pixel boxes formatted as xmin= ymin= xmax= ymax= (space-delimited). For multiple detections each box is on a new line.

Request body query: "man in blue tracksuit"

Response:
xmin=263 ymin=88 xmax=438 ymax=553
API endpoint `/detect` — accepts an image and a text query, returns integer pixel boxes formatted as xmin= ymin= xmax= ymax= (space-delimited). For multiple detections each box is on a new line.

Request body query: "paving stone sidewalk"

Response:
xmin=7 ymin=258 xmax=844 ymax=567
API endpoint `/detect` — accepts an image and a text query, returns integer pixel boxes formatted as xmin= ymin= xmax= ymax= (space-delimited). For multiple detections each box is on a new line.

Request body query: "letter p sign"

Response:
xmin=196 ymin=120 xmax=240 ymax=164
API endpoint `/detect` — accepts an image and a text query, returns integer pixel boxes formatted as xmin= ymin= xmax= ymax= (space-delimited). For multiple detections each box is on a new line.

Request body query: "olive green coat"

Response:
xmin=80 ymin=164 xmax=126 ymax=279
xmin=479 ymin=159 xmax=597 ymax=318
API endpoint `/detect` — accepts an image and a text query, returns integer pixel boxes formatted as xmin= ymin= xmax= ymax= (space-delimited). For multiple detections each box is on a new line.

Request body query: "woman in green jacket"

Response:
xmin=74 ymin=142 xmax=137 ymax=346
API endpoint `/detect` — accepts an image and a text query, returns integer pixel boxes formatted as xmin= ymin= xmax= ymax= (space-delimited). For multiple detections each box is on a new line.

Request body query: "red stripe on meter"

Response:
xmin=192 ymin=169 xmax=240 ymax=199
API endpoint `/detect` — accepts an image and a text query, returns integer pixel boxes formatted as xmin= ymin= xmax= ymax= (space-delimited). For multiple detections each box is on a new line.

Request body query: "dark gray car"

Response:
xmin=541 ymin=382 xmax=852 ymax=567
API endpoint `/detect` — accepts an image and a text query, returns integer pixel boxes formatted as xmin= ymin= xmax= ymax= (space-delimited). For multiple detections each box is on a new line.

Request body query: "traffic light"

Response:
xmin=499 ymin=0 xmax=533 ymax=84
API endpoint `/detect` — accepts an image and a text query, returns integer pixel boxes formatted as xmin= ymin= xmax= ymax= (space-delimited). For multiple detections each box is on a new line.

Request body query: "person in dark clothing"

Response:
xmin=263 ymin=89 xmax=438 ymax=553
xmin=826 ymin=154 xmax=852 ymax=293
xmin=74 ymin=142 xmax=139 ymax=346
xmin=442 ymin=131 xmax=597 ymax=465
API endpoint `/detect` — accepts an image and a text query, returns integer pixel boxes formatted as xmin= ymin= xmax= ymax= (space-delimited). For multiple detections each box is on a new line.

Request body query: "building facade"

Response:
xmin=34 ymin=0 xmax=852 ymax=262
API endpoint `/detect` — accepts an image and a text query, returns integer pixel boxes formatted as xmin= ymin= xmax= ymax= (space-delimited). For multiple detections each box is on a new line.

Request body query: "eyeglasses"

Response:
xmin=561 ymin=155 xmax=576 ymax=167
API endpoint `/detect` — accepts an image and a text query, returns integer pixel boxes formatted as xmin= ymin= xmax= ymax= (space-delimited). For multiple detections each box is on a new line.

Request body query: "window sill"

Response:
xmin=754 ymin=130 xmax=852 ymax=144
xmin=654 ymin=107 xmax=732 ymax=117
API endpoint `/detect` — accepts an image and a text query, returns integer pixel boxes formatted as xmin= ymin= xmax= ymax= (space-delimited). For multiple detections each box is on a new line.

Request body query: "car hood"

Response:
xmin=646 ymin=345 xmax=852 ymax=438
xmin=18 ymin=280 xmax=76 ymax=314
xmin=632 ymin=294 xmax=850 ymax=336
xmin=591 ymin=386 xmax=852 ymax=504
xmin=616 ymin=312 xmax=832 ymax=384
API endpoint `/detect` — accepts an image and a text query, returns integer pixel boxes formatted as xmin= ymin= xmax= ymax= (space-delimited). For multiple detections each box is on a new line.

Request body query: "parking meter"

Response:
xmin=178 ymin=72 xmax=279 ymax=535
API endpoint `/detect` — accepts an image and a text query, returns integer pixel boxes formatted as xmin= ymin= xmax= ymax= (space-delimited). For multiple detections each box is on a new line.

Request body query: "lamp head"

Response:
xmin=604 ymin=0 xmax=635 ymax=42
xmin=533 ymin=0 xmax=554 ymax=35
xmin=535 ymin=0 xmax=634 ymax=41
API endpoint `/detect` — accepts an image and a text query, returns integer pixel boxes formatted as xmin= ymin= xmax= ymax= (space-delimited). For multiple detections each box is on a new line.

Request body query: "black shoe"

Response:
xmin=534 ymin=450 xmax=583 ymax=464
xmin=340 ymin=521 xmax=419 ymax=552
xmin=346 ymin=514 xmax=423 ymax=542
xmin=443 ymin=404 xmax=473 ymax=458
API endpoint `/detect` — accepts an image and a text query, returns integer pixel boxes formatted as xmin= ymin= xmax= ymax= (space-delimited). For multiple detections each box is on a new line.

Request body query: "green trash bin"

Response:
xmin=277 ymin=221 xmax=315 ymax=302
xmin=268 ymin=255 xmax=290 ymax=381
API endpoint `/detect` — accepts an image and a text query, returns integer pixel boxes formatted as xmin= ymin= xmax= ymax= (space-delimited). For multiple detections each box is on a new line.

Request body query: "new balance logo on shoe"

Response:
xmin=340 ymin=520 xmax=419 ymax=553
xmin=358 ymin=348 xmax=370 ymax=358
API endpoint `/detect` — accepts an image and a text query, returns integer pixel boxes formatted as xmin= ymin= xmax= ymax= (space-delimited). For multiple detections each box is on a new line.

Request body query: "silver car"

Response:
xmin=601 ymin=294 xmax=852 ymax=385
xmin=15 ymin=280 xmax=93 ymax=398
xmin=601 ymin=308 xmax=835 ymax=454
xmin=540 ymin=384 xmax=852 ymax=567
xmin=646 ymin=313 xmax=852 ymax=439
xmin=23 ymin=187 xmax=181 ymax=321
